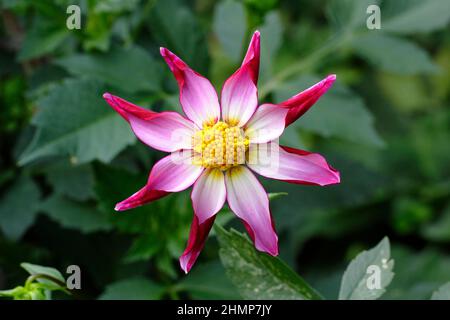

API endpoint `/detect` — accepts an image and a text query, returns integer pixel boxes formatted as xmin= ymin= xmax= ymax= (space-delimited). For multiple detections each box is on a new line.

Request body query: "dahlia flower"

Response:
xmin=103 ymin=31 xmax=340 ymax=273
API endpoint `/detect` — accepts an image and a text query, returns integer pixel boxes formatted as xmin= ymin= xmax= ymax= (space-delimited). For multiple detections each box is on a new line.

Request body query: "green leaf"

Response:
xmin=383 ymin=0 xmax=450 ymax=34
xmin=352 ymin=33 xmax=438 ymax=75
xmin=0 ymin=286 xmax=27 ymax=298
xmin=431 ymin=282 xmax=450 ymax=300
xmin=20 ymin=262 xmax=66 ymax=284
xmin=216 ymin=225 xmax=322 ymax=300
xmin=18 ymin=19 xmax=70 ymax=61
xmin=177 ymin=261 xmax=241 ymax=299
xmin=55 ymin=46 xmax=162 ymax=94
xmin=18 ymin=79 xmax=135 ymax=165
xmin=338 ymin=237 xmax=394 ymax=300
xmin=39 ymin=194 xmax=113 ymax=233
xmin=0 ymin=176 xmax=40 ymax=241
xmin=99 ymin=277 xmax=164 ymax=300
xmin=213 ymin=0 xmax=247 ymax=63
xmin=383 ymin=246 xmax=450 ymax=299
xmin=46 ymin=162 xmax=95 ymax=201
xmin=274 ymin=75 xmax=384 ymax=147
xmin=326 ymin=0 xmax=380 ymax=31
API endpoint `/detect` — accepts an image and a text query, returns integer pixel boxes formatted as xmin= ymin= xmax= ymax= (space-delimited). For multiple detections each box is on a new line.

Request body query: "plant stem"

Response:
xmin=24 ymin=274 xmax=71 ymax=296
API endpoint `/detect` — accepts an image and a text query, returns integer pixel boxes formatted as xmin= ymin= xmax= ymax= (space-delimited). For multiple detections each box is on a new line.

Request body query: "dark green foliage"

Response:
xmin=1 ymin=0 xmax=449 ymax=300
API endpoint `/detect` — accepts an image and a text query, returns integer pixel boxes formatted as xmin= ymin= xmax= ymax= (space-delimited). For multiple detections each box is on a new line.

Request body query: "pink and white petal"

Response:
xmin=245 ymin=104 xmax=288 ymax=143
xmin=149 ymin=150 xmax=204 ymax=191
xmin=191 ymin=169 xmax=226 ymax=224
xmin=221 ymin=31 xmax=260 ymax=127
xmin=225 ymin=166 xmax=278 ymax=256
xmin=247 ymin=143 xmax=340 ymax=186
xmin=115 ymin=150 xmax=204 ymax=211
xmin=180 ymin=215 xmax=216 ymax=273
xmin=104 ymin=93 xmax=196 ymax=152
xmin=127 ymin=112 xmax=196 ymax=152
xmin=281 ymin=74 xmax=336 ymax=127
xmin=160 ymin=48 xmax=220 ymax=128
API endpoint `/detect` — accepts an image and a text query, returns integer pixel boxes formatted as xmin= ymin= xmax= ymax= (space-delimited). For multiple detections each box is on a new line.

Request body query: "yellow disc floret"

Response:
xmin=193 ymin=121 xmax=249 ymax=171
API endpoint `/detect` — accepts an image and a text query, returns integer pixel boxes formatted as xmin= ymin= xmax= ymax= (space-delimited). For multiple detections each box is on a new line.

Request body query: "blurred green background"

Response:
xmin=0 ymin=0 xmax=449 ymax=299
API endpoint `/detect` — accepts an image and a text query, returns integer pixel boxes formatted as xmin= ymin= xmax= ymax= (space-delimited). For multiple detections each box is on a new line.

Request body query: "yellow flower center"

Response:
xmin=192 ymin=121 xmax=249 ymax=171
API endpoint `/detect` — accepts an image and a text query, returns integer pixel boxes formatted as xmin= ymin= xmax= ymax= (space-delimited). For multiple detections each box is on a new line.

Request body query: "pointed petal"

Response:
xmin=115 ymin=150 xmax=204 ymax=211
xmin=242 ymin=30 xmax=260 ymax=84
xmin=114 ymin=187 xmax=168 ymax=211
xmin=103 ymin=93 xmax=156 ymax=121
xmin=225 ymin=166 xmax=278 ymax=255
xmin=281 ymin=74 xmax=336 ymax=127
xmin=221 ymin=31 xmax=260 ymax=127
xmin=245 ymin=104 xmax=288 ymax=143
xmin=179 ymin=215 xmax=215 ymax=273
xmin=247 ymin=143 xmax=340 ymax=186
xmin=103 ymin=93 xmax=196 ymax=152
xmin=160 ymin=48 xmax=220 ymax=128
xmin=191 ymin=169 xmax=226 ymax=224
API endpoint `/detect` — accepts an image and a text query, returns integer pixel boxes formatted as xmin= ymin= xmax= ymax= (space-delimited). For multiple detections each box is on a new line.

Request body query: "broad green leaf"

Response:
xmin=326 ymin=0 xmax=380 ymax=31
xmin=39 ymin=194 xmax=113 ymax=233
xmin=383 ymin=0 xmax=450 ymax=34
xmin=46 ymin=162 xmax=95 ymax=201
xmin=213 ymin=0 xmax=247 ymax=63
xmin=216 ymin=225 xmax=322 ymax=300
xmin=18 ymin=79 xmax=135 ymax=165
xmin=0 ymin=176 xmax=40 ymax=241
xmin=99 ymin=277 xmax=164 ymax=300
xmin=431 ymin=282 xmax=450 ymax=300
xmin=338 ymin=237 xmax=394 ymax=300
xmin=18 ymin=19 xmax=70 ymax=61
xmin=352 ymin=34 xmax=438 ymax=75
xmin=55 ymin=46 xmax=162 ymax=94
xmin=274 ymin=75 xmax=384 ymax=147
